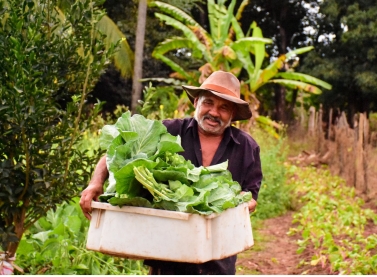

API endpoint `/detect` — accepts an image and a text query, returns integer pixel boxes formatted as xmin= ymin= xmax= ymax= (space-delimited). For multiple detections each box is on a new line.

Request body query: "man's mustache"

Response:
xmin=203 ymin=114 xmax=222 ymax=125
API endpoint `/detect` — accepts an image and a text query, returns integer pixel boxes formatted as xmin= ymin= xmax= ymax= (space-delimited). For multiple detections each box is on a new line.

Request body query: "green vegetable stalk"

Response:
xmin=133 ymin=166 xmax=175 ymax=202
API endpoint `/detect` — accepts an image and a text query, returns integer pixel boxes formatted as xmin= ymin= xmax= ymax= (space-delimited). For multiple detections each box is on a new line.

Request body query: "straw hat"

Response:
xmin=182 ymin=71 xmax=252 ymax=121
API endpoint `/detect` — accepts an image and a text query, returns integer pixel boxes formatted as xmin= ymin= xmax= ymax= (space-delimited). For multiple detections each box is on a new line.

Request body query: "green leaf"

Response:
xmin=114 ymin=112 xmax=167 ymax=157
xmin=268 ymin=79 xmax=323 ymax=94
xmin=32 ymin=231 xmax=51 ymax=243
xmin=275 ymin=72 xmax=332 ymax=90
xmin=154 ymin=13 xmax=207 ymax=54
xmin=65 ymin=215 xmax=82 ymax=234
xmin=50 ymin=222 xmax=65 ymax=236
xmin=41 ymin=238 xmax=61 ymax=256
xmin=99 ymin=125 xmax=120 ymax=150
xmin=108 ymin=196 xmax=153 ymax=208
xmin=208 ymin=185 xmax=235 ymax=206
xmin=205 ymin=160 xmax=229 ymax=172
xmin=73 ymin=264 xmax=89 ymax=270
xmin=155 ymin=133 xmax=184 ymax=155
xmin=150 ymin=1 xmax=200 ymax=27
xmin=96 ymin=15 xmax=134 ymax=78
xmin=17 ymin=238 xmax=35 ymax=255
xmin=251 ymin=23 xmax=266 ymax=82
xmin=152 ymin=169 xmax=189 ymax=185
xmin=286 ymin=46 xmax=314 ymax=59
xmin=119 ymin=131 xmax=139 ymax=142
xmin=192 ymin=176 xmax=220 ymax=192
xmin=252 ymin=55 xmax=285 ymax=92
xmin=114 ymin=159 xmax=158 ymax=196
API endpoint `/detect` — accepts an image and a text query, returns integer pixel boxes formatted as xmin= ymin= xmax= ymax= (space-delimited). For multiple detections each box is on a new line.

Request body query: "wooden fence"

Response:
xmin=290 ymin=106 xmax=377 ymax=199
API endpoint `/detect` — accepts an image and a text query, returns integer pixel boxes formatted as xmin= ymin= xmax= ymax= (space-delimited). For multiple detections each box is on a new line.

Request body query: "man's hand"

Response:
xmin=240 ymin=191 xmax=257 ymax=213
xmin=247 ymin=198 xmax=257 ymax=213
xmin=79 ymin=183 xmax=103 ymax=220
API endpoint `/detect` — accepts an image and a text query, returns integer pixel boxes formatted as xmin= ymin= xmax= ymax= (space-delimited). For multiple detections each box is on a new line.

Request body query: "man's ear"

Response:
xmin=193 ymin=97 xmax=199 ymax=108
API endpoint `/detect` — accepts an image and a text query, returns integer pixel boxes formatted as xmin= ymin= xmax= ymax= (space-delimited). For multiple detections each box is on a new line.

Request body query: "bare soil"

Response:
xmin=236 ymin=200 xmax=377 ymax=275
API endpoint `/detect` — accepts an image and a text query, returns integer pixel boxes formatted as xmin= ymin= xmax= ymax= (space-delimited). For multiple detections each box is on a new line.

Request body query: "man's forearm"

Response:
xmin=80 ymin=155 xmax=109 ymax=220
xmin=89 ymin=155 xmax=109 ymax=187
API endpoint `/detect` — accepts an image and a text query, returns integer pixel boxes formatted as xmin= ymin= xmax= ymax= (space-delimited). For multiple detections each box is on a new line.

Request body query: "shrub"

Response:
xmin=0 ymin=0 xmax=114 ymax=257
xmin=16 ymin=198 xmax=148 ymax=275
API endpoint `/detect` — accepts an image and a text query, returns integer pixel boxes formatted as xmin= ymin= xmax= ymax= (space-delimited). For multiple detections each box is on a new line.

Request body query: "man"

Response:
xmin=80 ymin=70 xmax=263 ymax=275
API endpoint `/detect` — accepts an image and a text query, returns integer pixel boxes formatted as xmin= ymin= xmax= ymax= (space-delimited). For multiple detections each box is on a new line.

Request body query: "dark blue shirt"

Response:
xmin=144 ymin=118 xmax=263 ymax=275
xmin=164 ymin=117 xmax=262 ymax=200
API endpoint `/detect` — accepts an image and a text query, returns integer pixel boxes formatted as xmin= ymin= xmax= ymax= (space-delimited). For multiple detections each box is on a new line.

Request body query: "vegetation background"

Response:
xmin=1 ymin=0 xmax=377 ymax=274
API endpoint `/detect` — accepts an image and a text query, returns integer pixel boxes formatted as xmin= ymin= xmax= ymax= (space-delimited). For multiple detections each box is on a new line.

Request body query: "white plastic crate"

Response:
xmin=86 ymin=201 xmax=253 ymax=263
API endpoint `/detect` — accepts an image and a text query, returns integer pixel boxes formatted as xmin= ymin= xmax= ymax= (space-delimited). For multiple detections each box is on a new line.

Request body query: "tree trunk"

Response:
xmin=7 ymin=208 xmax=26 ymax=257
xmin=131 ymin=0 xmax=147 ymax=114
xmin=273 ymin=4 xmax=289 ymax=123
xmin=274 ymin=85 xmax=287 ymax=123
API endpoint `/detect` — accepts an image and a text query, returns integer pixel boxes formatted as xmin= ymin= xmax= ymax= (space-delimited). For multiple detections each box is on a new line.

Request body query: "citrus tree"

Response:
xmin=0 ymin=0 xmax=115 ymax=258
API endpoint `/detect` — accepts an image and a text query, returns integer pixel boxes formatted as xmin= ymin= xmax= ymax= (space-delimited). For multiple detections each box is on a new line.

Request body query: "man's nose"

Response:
xmin=208 ymin=106 xmax=220 ymax=117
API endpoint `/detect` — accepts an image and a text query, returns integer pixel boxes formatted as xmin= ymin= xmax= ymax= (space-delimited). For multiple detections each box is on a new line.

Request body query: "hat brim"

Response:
xmin=182 ymin=85 xmax=252 ymax=121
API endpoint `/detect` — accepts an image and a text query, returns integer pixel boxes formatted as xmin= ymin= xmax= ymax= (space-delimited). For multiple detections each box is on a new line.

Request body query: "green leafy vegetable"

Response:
xmin=98 ymin=111 xmax=252 ymax=215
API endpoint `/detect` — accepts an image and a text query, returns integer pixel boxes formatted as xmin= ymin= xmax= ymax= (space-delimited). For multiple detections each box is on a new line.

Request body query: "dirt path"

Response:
xmin=236 ymin=212 xmax=301 ymax=275
xmin=236 ymin=211 xmax=330 ymax=275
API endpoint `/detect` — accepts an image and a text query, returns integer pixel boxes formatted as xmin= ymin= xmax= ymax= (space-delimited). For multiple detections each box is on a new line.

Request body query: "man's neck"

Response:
xmin=197 ymin=128 xmax=224 ymax=166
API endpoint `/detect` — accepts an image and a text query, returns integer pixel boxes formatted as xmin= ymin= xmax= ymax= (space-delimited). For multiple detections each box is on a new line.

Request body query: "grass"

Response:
xmin=250 ymin=128 xmax=293 ymax=219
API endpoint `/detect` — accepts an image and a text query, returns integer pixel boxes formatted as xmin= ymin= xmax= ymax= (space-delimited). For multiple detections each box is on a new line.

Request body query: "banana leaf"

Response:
xmin=275 ymin=72 xmax=332 ymax=90
xmin=268 ymin=79 xmax=323 ymax=94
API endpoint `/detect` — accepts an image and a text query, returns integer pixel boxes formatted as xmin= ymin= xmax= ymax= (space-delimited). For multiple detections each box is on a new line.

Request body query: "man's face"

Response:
xmin=194 ymin=92 xmax=235 ymax=136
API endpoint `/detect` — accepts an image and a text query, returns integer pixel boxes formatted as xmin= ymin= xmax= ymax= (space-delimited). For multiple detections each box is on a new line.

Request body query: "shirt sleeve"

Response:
xmin=241 ymin=141 xmax=263 ymax=201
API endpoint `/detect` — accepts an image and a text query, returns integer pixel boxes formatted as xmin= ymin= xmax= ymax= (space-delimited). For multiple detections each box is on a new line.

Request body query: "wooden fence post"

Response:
xmin=355 ymin=113 xmax=366 ymax=193
xmin=308 ymin=106 xmax=316 ymax=136
xmin=317 ymin=105 xmax=324 ymax=153
xmin=328 ymin=108 xmax=333 ymax=140
xmin=364 ymin=112 xmax=369 ymax=144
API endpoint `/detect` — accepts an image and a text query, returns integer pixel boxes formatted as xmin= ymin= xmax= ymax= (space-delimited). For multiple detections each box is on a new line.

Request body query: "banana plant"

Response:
xmin=57 ymin=0 xmax=134 ymax=78
xmin=96 ymin=15 xmax=134 ymax=78
xmin=149 ymin=0 xmax=272 ymax=85
xmin=147 ymin=0 xmax=332 ymax=137
xmin=150 ymin=0 xmax=332 ymax=93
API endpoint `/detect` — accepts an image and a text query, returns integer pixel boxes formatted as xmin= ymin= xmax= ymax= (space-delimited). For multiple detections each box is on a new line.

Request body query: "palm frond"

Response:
xmin=232 ymin=37 xmax=273 ymax=50
xmin=139 ymin=77 xmax=186 ymax=86
xmin=150 ymin=1 xmax=199 ymax=27
xmin=286 ymin=46 xmax=314 ymax=59
xmin=218 ymin=0 xmax=236 ymax=42
xmin=256 ymin=116 xmax=282 ymax=139
xmin=275 ymin=72 xmax=332 ymax=90
xmin=96 ymin=15 xmax=134 ymax=77
xmin=250 ymin=23 xmax=266 ymax=85
xmin=153 ymin=52 xmax=194 ymax=83
xmin=235 ymin=0 xmax=250 ymax=21
xmin=154 ymin=13 xmax=208 ymax=58
xmin=153 ymin=37 xmax=195 ymax=55
xmin=268 ymin=79 xmax=323 ymax=94
xmin=230 ymin=17 xmax=245 ymax=40
xmin=251 ymin=55 xmax=285 ymax=92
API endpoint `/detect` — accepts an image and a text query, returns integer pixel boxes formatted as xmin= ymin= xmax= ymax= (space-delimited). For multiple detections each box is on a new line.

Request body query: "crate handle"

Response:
xmin=95 ymin=209 xmax=103 ymax=228
xmin=206 ymin=219 xmax=211 ymax=239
